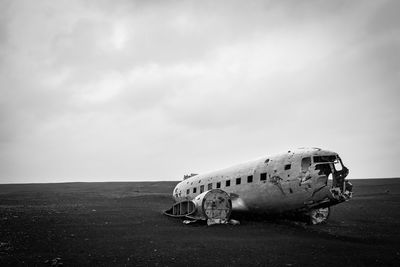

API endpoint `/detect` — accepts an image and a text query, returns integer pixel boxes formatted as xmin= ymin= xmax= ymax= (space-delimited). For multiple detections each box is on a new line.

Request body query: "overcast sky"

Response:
xmin=0 ymin=0 xmax=399 ymax=183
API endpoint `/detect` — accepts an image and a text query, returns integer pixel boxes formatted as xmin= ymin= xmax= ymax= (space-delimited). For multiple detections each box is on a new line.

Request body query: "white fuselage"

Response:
xmin=173 ymin=148 xmax=350 ymax=214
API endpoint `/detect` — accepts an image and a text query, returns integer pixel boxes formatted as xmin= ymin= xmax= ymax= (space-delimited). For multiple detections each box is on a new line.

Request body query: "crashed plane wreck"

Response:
xmin=164 ymin=148 xmax=352 ymax=225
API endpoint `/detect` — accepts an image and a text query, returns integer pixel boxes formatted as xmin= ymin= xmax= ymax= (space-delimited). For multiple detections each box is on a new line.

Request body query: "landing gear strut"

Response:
xmin=309 ymin=207 xmax=330 ymax=225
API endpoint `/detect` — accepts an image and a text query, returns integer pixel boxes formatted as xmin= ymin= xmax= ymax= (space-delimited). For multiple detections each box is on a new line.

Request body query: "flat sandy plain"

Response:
xmin=0 ymin=178 xmax=399 ymax=266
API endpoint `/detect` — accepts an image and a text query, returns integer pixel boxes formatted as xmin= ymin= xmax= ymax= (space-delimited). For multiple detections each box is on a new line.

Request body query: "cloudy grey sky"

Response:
xmin=0 ymin=0 xmax=399 ymax=183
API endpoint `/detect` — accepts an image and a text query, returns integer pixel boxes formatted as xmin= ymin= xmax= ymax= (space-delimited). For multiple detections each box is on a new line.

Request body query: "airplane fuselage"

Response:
xmin=172 ymin=148 xmax=352 ymax=217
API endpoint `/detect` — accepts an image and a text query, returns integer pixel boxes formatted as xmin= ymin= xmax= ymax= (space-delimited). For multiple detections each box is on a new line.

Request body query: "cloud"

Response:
xmin=0 ymin=0 xmax=399 ymax=182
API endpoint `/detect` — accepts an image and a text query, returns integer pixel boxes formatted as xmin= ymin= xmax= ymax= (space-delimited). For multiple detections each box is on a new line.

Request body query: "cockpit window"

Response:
xmin=313 ymin=155 xmax=337 ymax=163
xmin=334 ymin=159 xmax=343 ymax=171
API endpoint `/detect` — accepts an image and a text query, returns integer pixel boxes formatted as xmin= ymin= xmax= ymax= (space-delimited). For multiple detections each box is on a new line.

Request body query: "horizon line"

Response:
xmin=0 ymin=177 xmax=399 ymax=185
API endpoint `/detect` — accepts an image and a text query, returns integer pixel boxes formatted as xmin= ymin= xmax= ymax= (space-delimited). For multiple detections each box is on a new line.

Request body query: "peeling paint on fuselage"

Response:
xmin=173 ymin=148 xmax=351 ymax=215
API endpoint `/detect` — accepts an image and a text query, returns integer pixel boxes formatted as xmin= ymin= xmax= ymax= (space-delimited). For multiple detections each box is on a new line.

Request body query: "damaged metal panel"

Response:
xmin=165 ymin=189 xmax=232 ymax=225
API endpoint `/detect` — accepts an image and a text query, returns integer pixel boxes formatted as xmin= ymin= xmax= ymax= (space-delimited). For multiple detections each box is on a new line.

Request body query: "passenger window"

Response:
xmin=207 ymin=183 xmax=212 ymax=190
xmin=334 ymin=160 xmax=343 ymax=171
xmin=236 ymin=178 xmax=241 ymax=185
xmin=285 ymin=164 xmax=291 ymax=170
xmin=301 ymin=157 xmax=311 ymax=172
xmin=216 ymin=182 xmax=221 ymax=188
xmin=200 ymin=185 xmax=204 ymax=193
xmin=193 ymin=187 xmax=197 ymax=193
xmin=247 ymin=175 xmax=253 ymax=183
xmin=260 ymin=173 xmax=267 ymax=181
xmin=186 ymin=189 xmax=189 ymax=195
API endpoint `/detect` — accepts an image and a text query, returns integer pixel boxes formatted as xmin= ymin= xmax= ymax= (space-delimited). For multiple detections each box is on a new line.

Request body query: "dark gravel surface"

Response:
xmin=0 ymin=179 xmax=399 ymax=266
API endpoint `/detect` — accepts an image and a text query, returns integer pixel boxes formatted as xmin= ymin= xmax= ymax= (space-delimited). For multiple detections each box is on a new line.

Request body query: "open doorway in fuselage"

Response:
xmin=314 ymin=162 xmax=333 ymax=187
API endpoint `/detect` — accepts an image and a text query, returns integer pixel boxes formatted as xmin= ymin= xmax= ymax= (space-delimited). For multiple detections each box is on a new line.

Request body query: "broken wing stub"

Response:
xmin=164 ymin=189 xmax=238 ymax=225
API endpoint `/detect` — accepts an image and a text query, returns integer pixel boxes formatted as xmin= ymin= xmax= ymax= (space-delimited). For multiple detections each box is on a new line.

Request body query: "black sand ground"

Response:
xmin=0 ymin=179 xmax=399 ymax=266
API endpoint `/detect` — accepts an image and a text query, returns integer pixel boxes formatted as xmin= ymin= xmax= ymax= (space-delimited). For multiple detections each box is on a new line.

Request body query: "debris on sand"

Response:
xmin=182 ymin=218 xmax=241 ymax=225
xmin=44 ymin=257 xmax=63 ymax=266
xmin=0 ymin=242 xmax=13 ymax=253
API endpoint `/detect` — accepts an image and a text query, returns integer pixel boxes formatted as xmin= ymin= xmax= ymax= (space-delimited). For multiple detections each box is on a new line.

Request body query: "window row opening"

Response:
xmin=187 ymin=173 xmax=270 ymax=195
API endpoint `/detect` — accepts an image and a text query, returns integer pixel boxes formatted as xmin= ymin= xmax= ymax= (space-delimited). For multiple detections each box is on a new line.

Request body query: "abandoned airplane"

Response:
xmin=164 ymin=148 xmax=352 ymax=225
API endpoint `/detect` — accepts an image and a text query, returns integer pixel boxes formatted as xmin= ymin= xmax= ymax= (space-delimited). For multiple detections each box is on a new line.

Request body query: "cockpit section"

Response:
xmin=312 ymin=154 xmax=352 ymax=202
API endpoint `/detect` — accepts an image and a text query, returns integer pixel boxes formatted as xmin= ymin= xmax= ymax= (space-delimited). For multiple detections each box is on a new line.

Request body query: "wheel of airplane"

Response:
xmin=309 ymin=207 xmax=330 ymax=225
